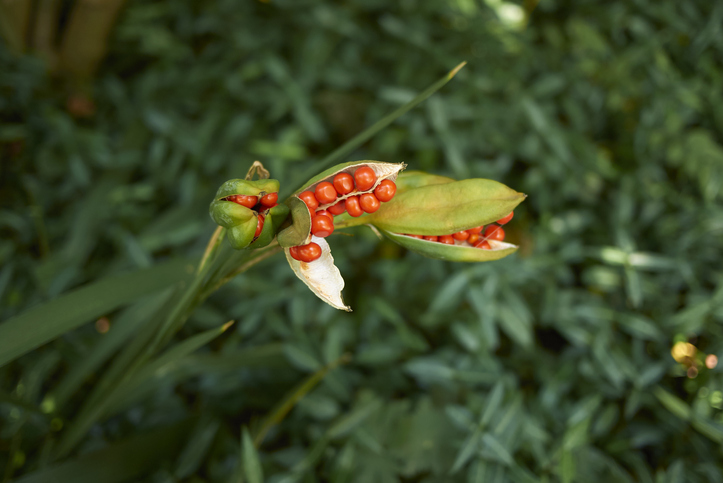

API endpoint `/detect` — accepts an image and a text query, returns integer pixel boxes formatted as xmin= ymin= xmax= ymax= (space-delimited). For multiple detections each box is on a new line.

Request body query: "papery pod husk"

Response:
xmin=249 ymin=203 xmax=290 ymax=249
xmin=284 ymin=235 xmax=351 ymax=312
xmin=395 ymin=170 xmax=454 ymax=193
xmin=214 ymin=178 xmax=280 ymax=200
xmin=364 ymin=178 xmax=526 ymax=236
xmin=277 ymin=160 xmax=405 ymax=248
xmin=382 ymin=230 xmax=518 ymax=262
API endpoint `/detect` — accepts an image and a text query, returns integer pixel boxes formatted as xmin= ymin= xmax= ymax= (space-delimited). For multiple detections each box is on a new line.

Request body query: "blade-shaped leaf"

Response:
xmin=0 ymin=259 xmax=192 ymax=368
xmin=242 ymin=427 xmax=264 ymax=483
xmin=14 ymin=420 xmax=194 ymax=483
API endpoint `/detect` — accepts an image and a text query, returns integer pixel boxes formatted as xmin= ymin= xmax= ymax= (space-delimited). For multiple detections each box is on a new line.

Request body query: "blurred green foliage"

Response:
xmin=2 ymin=0 xmax=723 ymax=481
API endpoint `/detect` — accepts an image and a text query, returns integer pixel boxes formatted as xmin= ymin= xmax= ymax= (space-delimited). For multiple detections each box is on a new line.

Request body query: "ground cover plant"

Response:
xmin=2 ymin=0 xmax=723 ymax=481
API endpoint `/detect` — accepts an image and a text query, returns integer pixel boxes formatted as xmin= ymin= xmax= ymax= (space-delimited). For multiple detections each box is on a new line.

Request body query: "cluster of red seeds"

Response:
xmin=226 ymin=192 xmax=279 ymax=238
xmin=290 ymin=166 xmax=397 ymax=263
xmin=401 ymin=211 xmax=514 ymax=250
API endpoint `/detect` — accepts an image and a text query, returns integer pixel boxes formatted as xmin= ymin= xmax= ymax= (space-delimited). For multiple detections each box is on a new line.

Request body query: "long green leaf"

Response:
xmin=284 ymin=61 xmax=467 ymax=198
xmin=48 ymin=291 xmax=174 ymax=409
xmin=0 ymin=259 xmax=192 ymax=367
xmin=14 ymin=420 xmax=194 ymax=483
xmin=54 ymin=321 xmax=233 ymax=459
xmin=242 ymin=427 xmax=264 ymax=483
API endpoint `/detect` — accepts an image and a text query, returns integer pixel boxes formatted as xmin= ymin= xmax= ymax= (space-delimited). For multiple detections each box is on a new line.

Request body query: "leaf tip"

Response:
xmin=448 ymin=61 xmax=467 ymax=79
xmin=221 ymin=320 xmax=235 ymax=332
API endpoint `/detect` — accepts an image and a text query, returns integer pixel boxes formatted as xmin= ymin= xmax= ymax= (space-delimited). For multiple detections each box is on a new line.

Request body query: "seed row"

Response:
xmin=291 ymin=167 xmax=398 ymax=263
xmin=399 ymin=211 xmax=514 ymax=250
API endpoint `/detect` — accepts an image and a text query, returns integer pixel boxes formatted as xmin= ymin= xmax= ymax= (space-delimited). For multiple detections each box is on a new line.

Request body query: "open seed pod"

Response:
xmin=338 ymin=177 xmax=526 ymax=262
xmin=209 ymin=178 xmax=289 ymax=249
xmin=278 ymin=160 xmax=405 ymax=311
xmin=382 ymin=231 xmax=518 ymax=262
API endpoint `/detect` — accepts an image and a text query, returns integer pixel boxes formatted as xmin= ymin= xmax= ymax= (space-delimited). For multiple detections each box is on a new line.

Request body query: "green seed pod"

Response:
xmin=277 ymin=197 xmax=312 ymax=248
xmin=213 ymin=179 xmax=280 ymax=200
xmin=381 ymin=230 xmax=518 ymax=262
xmin=249 ymin=203 xmax=290 ymax=249
xmin=209 ymin=199 xmax=255 ymax=229
xmin=363 ymin=178 xmax=525 ymax=236
xmin=277 ymin=160 xmax=405 ymax=248
xmin=209 ymin=176 xmax=288 ymax=250
xmin=395 ymin=170 xmax=454 ymax=193
xmin=227 ymin=218 xmax=259 ymax=250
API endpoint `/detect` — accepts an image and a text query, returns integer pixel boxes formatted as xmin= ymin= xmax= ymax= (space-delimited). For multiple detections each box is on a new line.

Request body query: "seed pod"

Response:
xmin=362 ymin=178 xmax=525 ymax=236
xmin=394 ymin=170 xmax=454 ymax=193
xmin=210 ymin=177 xmax=288 ymax=250
xmin=213 ymin=178 xmax=280 ymax=200
xmin=248 ymin=203 xmax=290 ymax=249
xmin=209 ymin=200 xmax=259 ymax=249
xmin=277 ymin=160 xmax=405 ymax=248
xmin=382 ymin=230 xmax=518 ymax=262
xmin=284 ymin=235 xmax=350 ymax=312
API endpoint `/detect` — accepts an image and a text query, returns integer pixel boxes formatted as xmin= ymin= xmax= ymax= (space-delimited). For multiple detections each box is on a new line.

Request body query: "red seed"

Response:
xmin=289 ymin=246 xmax=302 ymax=261
xmin=328 ymin=201 xmax=346 ymax=215
xmin=260 ymin=192 xmax=278 ymax=208
xmin=496 ymin=212 xmax=514 ymax=225
xmin=311 ymin=215 xmax=334 ymax=238
xmin=315 ymin=210 xmax=333 ymax=221
xmin=296 ymin=242 xmax=322 ymax=262
xmin=298 ymin=191 xmax=319 ymax=211
xmin=439 ymin=235 xmax=455 ymax=245
xmin=345 ymin=196 xmax=364 ymax=217
xmin=423 ymin=236 xmax=438 ymax=242
xmin=452 ymin=231 xmax=470 ymax=241
xmin=407 ymin=234 xmax=423 ymax=239
xmin=467 ymin=226 xmax=484 ymax=234
xmin=483 ymin=225 xmax=505 ymax=241
xmin=231 ymin=195 xmax=258 ymax=209
xmin=254 ymin=214 xmax=265 ymax=237
xmin=359 ymin=193 xmax=380 ymax=213
xmin=467 ymin=233 xmax=480 ymax=245
xmin=474 ymin=240 xmax=491 ymax=250
xmin=354 ymin=166 xmax=377 ymax=191
xmin=333 ymin=172 xmax=355 ymax=195
xmin=315 ymin=181 xmax=338 ymax=205
xmin=374 ymin=179 xmax=396 ymax=202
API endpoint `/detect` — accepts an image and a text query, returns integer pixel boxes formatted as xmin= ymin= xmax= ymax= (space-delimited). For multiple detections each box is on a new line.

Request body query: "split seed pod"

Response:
xmin=209 ymin=178 xmax=289 ymax=249
xmin=341 ymin=177 xmax=526 ymax=262
xmin=279 ymin=161 xmax=405 ymax=311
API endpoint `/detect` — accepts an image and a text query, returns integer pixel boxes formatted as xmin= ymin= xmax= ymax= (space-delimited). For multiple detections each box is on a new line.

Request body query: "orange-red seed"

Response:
xmin=333 ymin=172 xmax=355 ymax=195
xmin=359 ymin=193 xmax=380 ymax=213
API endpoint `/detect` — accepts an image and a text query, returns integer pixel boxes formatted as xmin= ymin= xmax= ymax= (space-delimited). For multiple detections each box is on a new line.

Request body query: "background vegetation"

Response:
xmin=2 ymin=0 xmax=723 ymax=481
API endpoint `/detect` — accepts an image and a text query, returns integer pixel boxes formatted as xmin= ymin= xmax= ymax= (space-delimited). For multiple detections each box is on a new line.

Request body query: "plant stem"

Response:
xmin=0 ymin=0 xmax=32 ymax=52
xmin=57 ymin=0 xmax=127 ymax=89
xmin=32 ymin=0 xmax=61 ymax=69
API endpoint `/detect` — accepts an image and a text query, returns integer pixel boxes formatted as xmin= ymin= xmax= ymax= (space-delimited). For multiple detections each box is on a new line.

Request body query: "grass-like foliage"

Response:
xmin=1 ymin=0 xmax=723 ymax=481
